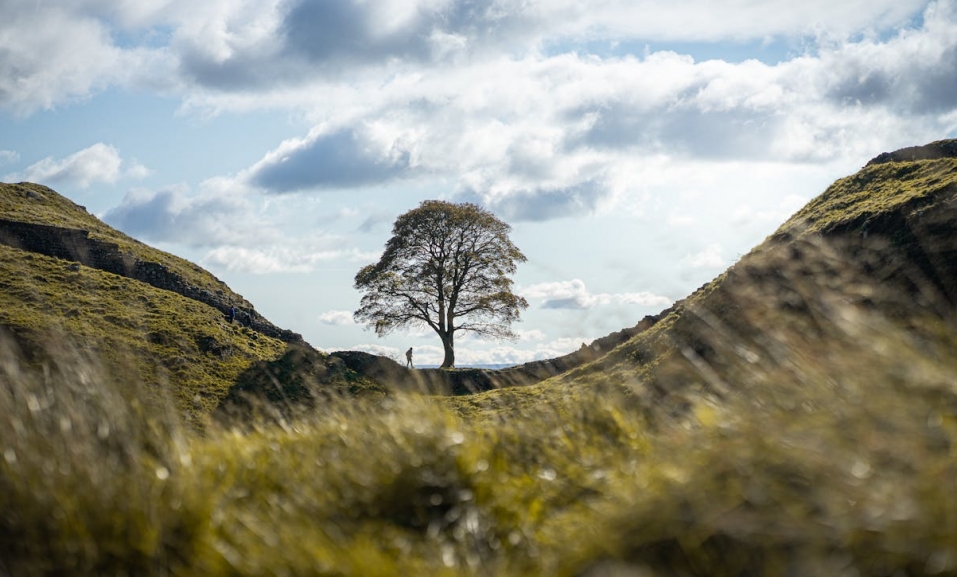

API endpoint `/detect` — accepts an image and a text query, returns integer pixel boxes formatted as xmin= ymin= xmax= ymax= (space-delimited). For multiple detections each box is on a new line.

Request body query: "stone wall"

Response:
xmin=0 ymin=218 xmax=135 ymax=274
xmin=0 ymin=218 xmax=302 ymax=343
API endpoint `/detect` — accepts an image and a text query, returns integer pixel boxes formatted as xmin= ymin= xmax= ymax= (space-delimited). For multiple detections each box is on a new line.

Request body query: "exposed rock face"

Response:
xmin=0 ymin=218 xmax=302 ymax=343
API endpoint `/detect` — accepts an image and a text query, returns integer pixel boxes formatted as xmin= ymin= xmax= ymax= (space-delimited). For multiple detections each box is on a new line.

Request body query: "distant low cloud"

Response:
xmin=412 ymin=336 xmax=602 ymax=366
xmin=517 ymin=329 xmax=547 ymax=341
xmin=202 ymin=245 xmax=377 ymax=274
xmin=319 ymin=310 xmax=356 ymax=326
xmin=521 ymin=279 xmax=672 ymax=310
xmin=343 ymin=344 xmax=402 ymax=362
xmin=5 ymin=143 xmax=123 ymax=188
xmin=124 ymin=159 xmax=153 ymax=180
xmin=104 ymin=184 xmax=379 ymax=274
xmin=356 ymin=209 xmax=394 ymax=233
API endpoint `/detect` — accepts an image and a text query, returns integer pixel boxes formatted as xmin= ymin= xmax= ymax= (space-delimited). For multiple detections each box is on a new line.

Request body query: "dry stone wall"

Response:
xmin=0 ymin=218 xmax=302 ymax=343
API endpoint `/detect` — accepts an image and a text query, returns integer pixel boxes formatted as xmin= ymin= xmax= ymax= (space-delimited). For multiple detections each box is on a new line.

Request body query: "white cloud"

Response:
xmin=0 ymin=3 xmax=173 ymax=114
xmin=731 ymin=194 xmax=809 ymax=227
xmin=319 ymin=310 xmax=356 ymax=326
xmin=5 ymin=143 xmax=126 ymax=188
xmin=172 ymin=0 xmax=931 ymax=90
xmin=201 ymin=245 xmax=376 ymax=274
xmin=102 ymin=180 xmax=379 ymax=275
xmin=521 ymin=279 xmax=673 ymax=309
xmin=0 ymin=150 xmax=19 ymax=165
xmin=103 ymin=184 xmax=269 ymax=247
xmin=102 ymin=184 xmax=379 ymax=274
xmin=340 ymin=336 xmax=595 ymax=367
xmin=517 ymin=329 xmax=547 ymax=341
xmin=4 ymin=0 xmax=957 ymax=366
xmin=444 ymin=336 xmax=603 ymax=366
xmin=4 ymin=0 xmax=950 ymax=223
xmin=245 ymin=126 xmax=413 ymax=192
xmin=124 ymin=159 xmax=153 ymax=180
xmin=205 ymin=1 xmax=955 ymax=222
xmin=668 ymin=213 xmax=698 ymax=227
xmin=682 ymin=244 xmax=726 ymax=269
xmin=538 ymin=0 xmax=928 ymax=43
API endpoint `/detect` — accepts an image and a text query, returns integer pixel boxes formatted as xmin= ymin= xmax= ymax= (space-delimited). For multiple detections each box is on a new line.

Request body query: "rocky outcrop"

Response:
xmin=0 ymin=218 xmax=302 ymax=343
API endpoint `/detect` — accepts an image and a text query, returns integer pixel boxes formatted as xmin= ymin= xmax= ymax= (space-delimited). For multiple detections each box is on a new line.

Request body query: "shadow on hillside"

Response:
xmin=328 ymin=314 xmax=664 ymax=395
xmin=216 ymin=317 xmax=669 ymax=420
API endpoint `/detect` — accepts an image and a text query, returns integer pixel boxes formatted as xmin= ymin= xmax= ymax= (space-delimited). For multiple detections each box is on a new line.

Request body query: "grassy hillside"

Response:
xmin=0 ymin=243 xmax=288 ymax=425
xmin=4 ymin=142 xmax=957 ymax=575
xmin=0 ymin=182 xmax=246 ymax=304
xmin=0 ymin=182 xmax=367 ymax=426
xmin=461 ymin=149 xmax=957 ymax=422
xmin=4 ymin=291 xmax=957 ymax=575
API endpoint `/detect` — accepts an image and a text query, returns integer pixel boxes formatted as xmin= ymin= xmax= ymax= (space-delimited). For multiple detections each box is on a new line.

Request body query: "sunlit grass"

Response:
xmin=4 ymin=156 xmax=957 ymax=575
xmin=4 ymin=271 xmax=957 ymax=576
xmin=781 ymin=157 xmax=957 ymax=236
xmin=0 ymin=244 xmax=289 ymax=425
xmin=1 ymin=182 xmax=245 ymax=301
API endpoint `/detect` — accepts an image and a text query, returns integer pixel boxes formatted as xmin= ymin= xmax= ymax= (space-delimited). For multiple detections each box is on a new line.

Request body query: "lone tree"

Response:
xmin=354 ymin=200 xmax=528 ymax=368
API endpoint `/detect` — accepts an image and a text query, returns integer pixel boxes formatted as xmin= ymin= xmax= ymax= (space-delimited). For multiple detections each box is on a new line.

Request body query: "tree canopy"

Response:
xmin=354 ymin=200 xmax=528 ymax=368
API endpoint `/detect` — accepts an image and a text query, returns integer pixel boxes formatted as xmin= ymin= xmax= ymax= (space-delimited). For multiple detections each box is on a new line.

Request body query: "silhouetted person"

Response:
xmin=227 ymin=306 xmax=235 ymax=323
xmin=406 ymin=347 xmax=414 ymax=369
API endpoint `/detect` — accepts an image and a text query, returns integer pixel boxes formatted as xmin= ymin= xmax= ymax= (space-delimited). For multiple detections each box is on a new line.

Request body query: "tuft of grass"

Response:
xmin=0 ymin=331 xmax=211 ymax=576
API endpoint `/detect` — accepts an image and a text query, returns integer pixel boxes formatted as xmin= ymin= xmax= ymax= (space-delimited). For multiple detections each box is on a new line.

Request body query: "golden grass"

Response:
xmin=0 ymin=243 xmax=287 ymax=425
xmin=4 ymin=154 xmax=957 ymax=574
xmin=781 ymin=158 xmax=957 ymax=236
xmin=1 ymin=182 xmax=252 ymax=306
xmin=4 ymin=253 xmax=957 ymax=576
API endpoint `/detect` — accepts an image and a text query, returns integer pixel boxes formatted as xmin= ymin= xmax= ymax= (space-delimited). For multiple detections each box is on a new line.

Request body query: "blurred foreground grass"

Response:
xmin=5 ymin=150 xmax=957 ymax=575
xmin=4 ymin=285 xmax=957 ymax=577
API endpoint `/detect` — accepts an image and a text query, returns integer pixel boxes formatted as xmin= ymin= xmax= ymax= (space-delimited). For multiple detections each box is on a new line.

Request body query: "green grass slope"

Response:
xmin=0 ymin=182 xmax=252 ymax=304
xmin=453 ymin=142 xmax=957 ymax=420
xmin=0 ymin=182 xmax=370 ymax=425
xmin=0 ymin=243 xmax=287 ymax=425
xmin=5 ymin=143 xmax=957 ymax=575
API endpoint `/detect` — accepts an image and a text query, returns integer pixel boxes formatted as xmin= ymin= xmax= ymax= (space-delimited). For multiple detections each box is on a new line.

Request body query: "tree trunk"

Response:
xmin=440 ymin=331 xmax=455 ymax=368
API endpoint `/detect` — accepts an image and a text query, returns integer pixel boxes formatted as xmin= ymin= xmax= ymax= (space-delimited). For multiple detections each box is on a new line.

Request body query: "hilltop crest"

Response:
xmin=865 ymin=139 xmax=957 ymax=166
xmin=0 ymin=182 xmax=301 ymax=343
xmin=0 ymin=182 xmax=345 ymax=424
xmin=456 ymin=139 xmax=957 ymax=421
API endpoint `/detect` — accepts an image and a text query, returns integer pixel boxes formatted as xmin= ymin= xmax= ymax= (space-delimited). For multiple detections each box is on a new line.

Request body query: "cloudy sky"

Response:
xmin=2 ymin=0 xmax=956 ymax=366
